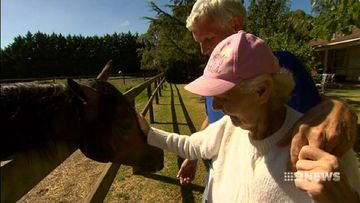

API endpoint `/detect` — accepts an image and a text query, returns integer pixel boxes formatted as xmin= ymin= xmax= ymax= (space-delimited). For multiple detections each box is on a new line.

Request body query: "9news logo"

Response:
xmin=284 ymin=171 xmax=340 ymax=182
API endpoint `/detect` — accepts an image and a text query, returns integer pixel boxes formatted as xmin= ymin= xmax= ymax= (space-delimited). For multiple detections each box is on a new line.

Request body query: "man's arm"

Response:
xmin=279 ymin=99 xmax=358 ymax=171
xmin=274 ymin=51 xmax=357 ymax=169
xmin=200 ymin=116 xmax=210 ymax=130
xmin=294 ymin=146 xmax=360 ymax=203
xmin=177 ymin=117 xmax=209 ymax=185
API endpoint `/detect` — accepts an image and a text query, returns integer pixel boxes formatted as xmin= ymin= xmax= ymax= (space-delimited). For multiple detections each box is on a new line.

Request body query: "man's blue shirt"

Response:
xmin=205 ymin=96 xmax=224 ymax=123
xmin=205 ymin=51 xmax=322 ymax=123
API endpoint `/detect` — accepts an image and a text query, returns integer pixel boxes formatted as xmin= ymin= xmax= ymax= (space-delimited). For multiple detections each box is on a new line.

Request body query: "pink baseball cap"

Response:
xmin=185 ymin=30 xmax=280 ymax=96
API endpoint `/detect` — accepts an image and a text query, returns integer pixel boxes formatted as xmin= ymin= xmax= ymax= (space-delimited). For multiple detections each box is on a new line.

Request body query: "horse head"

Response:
xmin=66 ymin=60 xmax=164 ymax=172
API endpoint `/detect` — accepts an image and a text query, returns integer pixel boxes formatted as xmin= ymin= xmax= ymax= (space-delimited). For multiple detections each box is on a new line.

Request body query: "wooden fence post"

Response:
xmin=154 ymin=80 xmax=159 ymax=104
xmin=146 ymin=86 xmax=154 ymax=123
xmin=158 ymin=78 xmax=162 ymax=97
xmin=161 ymin=76 xmax=165 ymax=90
xmin=86 ymin=163 xmax=121 ymax=203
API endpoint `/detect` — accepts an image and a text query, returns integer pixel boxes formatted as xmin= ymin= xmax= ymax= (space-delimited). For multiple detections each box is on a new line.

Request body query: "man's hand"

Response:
xmin=278 ymin=99 xmax=358 ymax=171
xmin=294 ymin=146 xmax=359 ymax=203
xmin=175 ymin=117 xmax=208 ymax=186
xmin=177 ymin=159 xmax=198 ymax=186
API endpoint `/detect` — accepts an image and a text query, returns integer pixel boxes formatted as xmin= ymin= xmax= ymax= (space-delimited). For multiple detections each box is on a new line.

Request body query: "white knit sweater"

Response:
xmin=147 ymin=106 xmax=360 ymax=203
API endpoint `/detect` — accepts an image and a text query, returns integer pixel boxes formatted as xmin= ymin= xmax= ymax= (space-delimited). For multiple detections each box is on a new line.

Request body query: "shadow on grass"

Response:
xmin=172 ymin=84 xmax=202 ymax=203
xmin=172 ymin=84 xmax=199 ymax=203
xmin=170 ymin=84 xmax=180 ymax=134
xmin=163 ymin=84 xmax=198 ymax=133
xmin=156 ymin=103 xmax=180 ymax=106
xmin=174 ymin=84 xmax=197 ymax=133
xmin=138 ymin=172 xmax=205 ymax=193
xmin=152 ymin=121 xmax=189 ymax=126
xmin=145 ymin=83 xmax=205 ymax=202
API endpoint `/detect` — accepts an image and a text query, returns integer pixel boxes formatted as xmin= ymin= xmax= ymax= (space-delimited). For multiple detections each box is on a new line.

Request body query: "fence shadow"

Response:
xmin=170 ymin=84 xmax=180 ymax=134
xmin=152 ymin=121 xmax=189 ymax=126
xmin=147 ymin=83 xmax=204 ymax=203
xmin=174 ymin=84 xmax=202 ymax=203
xmin=174 ymin=84 xmax=197 ymax=133
xmin=138 ymin=172 xmax=205 ymax=193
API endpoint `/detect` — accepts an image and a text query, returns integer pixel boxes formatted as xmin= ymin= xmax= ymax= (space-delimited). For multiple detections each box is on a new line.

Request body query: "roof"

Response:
xmin=309 ymin=27 xmax=360 ymax=48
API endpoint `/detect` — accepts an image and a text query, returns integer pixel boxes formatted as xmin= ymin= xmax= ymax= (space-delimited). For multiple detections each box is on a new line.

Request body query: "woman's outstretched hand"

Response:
xmin=137 ymin=113 xmax=150 ymax=136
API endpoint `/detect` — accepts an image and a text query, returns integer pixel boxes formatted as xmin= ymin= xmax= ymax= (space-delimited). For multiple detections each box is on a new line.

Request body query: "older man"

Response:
xmin=177 ymin=0 xmax=357 ymax=187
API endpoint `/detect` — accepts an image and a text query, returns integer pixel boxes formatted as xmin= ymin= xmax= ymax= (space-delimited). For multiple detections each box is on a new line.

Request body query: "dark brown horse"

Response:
xmin=0 ymin=63 xmax=163 ymax=172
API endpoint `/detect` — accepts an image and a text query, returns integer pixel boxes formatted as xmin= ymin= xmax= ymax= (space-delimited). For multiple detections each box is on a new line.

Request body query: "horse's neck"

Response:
xmin=1 ymin=82 xmax=80 ymax=159
xmin=1 ymin=82 xmax=69 ymax=119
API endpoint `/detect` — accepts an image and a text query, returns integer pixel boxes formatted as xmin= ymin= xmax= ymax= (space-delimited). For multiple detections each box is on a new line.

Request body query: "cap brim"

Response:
xmin=184 ymin=76 xmax=237 ymax=96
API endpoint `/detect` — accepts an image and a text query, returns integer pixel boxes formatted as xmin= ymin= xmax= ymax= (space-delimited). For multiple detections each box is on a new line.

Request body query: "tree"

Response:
xmin=246 ymin=0 xmax=317 ymax=70
xmin=247 ymin=0 xmax=290 ymax=37
xmin=139 ymin=0 xmax=205 ymax=82
xmin=310 ymin=0 xmax=360 ymax=40
xmin=1 ymin=31 xmax=143 ymax=79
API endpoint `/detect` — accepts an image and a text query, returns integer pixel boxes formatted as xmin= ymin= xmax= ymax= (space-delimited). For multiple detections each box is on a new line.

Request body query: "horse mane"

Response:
xmin=1 ymin=82 xmax=69 ymax=121
xmin=0 ymin=82 xmax=76 ymax=159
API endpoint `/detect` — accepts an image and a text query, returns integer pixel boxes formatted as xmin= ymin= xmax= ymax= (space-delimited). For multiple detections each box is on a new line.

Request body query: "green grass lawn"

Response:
xmin=108 ymin=76 xmax=149 ymax=93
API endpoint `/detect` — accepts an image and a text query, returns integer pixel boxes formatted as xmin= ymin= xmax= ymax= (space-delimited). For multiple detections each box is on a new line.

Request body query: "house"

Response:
xmin=309 ymin=27 xmax=360 ymax=82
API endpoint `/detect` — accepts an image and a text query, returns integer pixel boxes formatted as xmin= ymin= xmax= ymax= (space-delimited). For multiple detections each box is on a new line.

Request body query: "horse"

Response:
xmin=0 ymin=63 xmax=164 ymax=172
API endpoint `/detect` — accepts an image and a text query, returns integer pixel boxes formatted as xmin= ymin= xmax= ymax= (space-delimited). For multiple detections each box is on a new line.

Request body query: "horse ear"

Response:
xmin=67 ymin=79 xmax=98 ymax=104
xmin=97 ymin=59 xmax=112 ymax=81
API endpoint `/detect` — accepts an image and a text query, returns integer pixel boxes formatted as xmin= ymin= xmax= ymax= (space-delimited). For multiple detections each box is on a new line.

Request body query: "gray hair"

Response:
xmin=186 ymin=0 xmax=246 ymax=31
xmin=237 ymin=68 xmax=295 ymax=109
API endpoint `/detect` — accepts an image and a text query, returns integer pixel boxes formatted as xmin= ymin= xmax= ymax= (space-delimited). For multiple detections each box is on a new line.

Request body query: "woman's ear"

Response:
xmin=253 ymin=80 xmax=272 ymax=104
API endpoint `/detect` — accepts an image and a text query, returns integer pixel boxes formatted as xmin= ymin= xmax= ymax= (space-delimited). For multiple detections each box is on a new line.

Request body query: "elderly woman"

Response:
xmin=138 ymin=31 xmax=360 ymax=202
